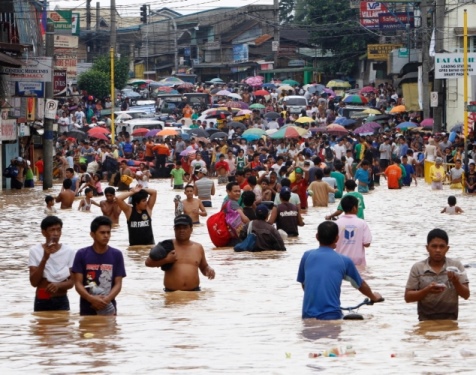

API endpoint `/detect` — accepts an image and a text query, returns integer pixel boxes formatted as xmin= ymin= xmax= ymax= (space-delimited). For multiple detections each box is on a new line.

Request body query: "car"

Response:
xmin=120 ymin=89 xmax=141 ymax=105
xmin=279 ymin=95 xmax=308 ymax=114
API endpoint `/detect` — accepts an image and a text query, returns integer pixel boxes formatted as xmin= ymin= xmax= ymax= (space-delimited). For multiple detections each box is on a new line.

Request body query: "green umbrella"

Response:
xmin=282 ymin=79 xmax=299 ymax=86
xmin=249 ymin=103 xmax=265 ymax=109
xmin=242 ymin=128 xmax=266 ymax=137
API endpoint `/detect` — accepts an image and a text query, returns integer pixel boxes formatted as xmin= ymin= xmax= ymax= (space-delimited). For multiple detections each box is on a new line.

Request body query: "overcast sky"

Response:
xmin=49 ymin=0 xmax=274 ymax=16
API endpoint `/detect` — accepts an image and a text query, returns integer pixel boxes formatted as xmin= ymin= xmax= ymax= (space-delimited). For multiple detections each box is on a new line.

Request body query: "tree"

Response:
xmin=92 ymin=55 xmax=130 ymax=91
xmin=305 ymin=0 xmax=378 ymax=76
xmin=77 ymin=70 xmax=110 ymax=100
xmin=279 ymin=0 xmax=295 ymax=24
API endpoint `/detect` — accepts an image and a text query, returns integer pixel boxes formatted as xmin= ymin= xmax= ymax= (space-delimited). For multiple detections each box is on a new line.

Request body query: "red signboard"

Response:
xmin=360 ymin=1 xmax=388 ymax=29
xmin=54 ymin=70 xmax=67 ymax=96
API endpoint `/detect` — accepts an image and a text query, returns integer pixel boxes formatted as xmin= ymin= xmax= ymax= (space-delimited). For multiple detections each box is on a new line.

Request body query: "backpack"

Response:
xmin=207 ymin=210 xmax=231 ymax=247
xmin=325 ymin=147 xmax=334 ymax=161
xmin=3 ymin=165 xmax=18 ymax=178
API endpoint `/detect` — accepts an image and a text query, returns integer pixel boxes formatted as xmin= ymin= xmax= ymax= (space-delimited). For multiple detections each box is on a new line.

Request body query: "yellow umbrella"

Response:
xmin=288 ymin=125 xmax=309 ymax=135
xmin=326 ymin=80 xmax=351 ymax=88
xmin=362 ymin=108 xmax=381 ymax=115
xmin=295 ymin=116 xmax=314 ymax=124
xmin=390 ymin=105 xmax=407 ymax=113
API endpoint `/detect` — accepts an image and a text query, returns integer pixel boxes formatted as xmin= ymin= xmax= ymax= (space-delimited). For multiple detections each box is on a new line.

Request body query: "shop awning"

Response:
xmin=0 ymin=52 xmax=22 ymax=67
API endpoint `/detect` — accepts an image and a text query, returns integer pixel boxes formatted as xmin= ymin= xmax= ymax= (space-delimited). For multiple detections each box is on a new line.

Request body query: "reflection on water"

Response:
xmin=0 ymin=179 xmax=476 ymax=372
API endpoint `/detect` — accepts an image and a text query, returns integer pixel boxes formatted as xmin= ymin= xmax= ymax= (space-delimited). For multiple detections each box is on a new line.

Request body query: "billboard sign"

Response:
xmin=1 ymin=57 xmax=52 ymax=82
xmin=53 ymin=70 xmax=67 ymax=96
xmin=54 ymin=35 xmax=78 ymax=48
xmin=0 ymin=119 xmax=17 ymax=141
xmin=47 ymin=10 xmax=72 ymax=33
xmin=54 ymin=48 xmax=77 ymax=82
xmin=435 ymin=53 xmax=476 ymax=79
xmin=379 ymin=12 xmax=414 ymax=30
xmin=233 ymin=44 xmax=249 ymax=63
xmin=367 ymin=43 xmax=402 ymax=60
xmin=360 ymin=1 xmax=388 ymax=29
xmin=71 ymin=12 xmax=80 ymax=36
xmin=15 ymin=82 xmax=44 ymax=97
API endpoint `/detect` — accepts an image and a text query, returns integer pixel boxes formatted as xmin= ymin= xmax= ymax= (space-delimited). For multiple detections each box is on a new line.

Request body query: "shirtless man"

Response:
xmin=182 ymin=185 xmax=207 ymax=224
xmin=145 ymin=214 xmax=215 ymax=291
xmin=100 ymin=187 xmax=122 ymax=225
xmin=55 ymin=179 xmax=75 ymax=209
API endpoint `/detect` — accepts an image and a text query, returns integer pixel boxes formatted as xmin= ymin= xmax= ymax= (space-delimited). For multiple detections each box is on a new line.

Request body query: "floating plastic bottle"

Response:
xmin=391 ymin=351 xmax=416 ymax=358
xmin=309 ymin=345 xmax=356 ymax=358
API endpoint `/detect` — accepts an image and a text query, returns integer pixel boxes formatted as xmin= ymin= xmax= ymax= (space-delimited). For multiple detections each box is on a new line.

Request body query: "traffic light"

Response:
xmin=140 ymin=5 xmax=147 ymax=24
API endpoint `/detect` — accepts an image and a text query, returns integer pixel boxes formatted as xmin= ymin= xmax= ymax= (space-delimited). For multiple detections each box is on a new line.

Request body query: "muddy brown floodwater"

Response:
xmin=0 ymin=178 xmax=475 ymax=374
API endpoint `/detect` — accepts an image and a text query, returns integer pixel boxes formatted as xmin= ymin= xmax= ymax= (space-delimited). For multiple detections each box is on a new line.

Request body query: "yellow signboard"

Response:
xmin=367 ymin=44 xmax=402 ymax=61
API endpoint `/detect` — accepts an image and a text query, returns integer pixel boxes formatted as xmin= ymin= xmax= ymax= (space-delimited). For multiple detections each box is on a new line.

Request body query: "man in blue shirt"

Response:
xmin=297 ymin=221 xmax=382 ymax=319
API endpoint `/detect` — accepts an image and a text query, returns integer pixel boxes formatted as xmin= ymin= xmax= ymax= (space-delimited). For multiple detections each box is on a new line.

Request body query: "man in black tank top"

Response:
xmin=116 ymin=186 xmax=157 ymax=246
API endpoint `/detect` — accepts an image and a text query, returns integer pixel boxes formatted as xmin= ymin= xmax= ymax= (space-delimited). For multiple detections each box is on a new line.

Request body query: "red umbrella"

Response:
xmin=89 ymin=133 xmax=109 ymax=141
xmin=132 ymin=127 xmax=151 ymax=136
xmin=254 ymin=89 xmax=270 ymax=96
xmin=177 ymin=82 xmax=194 ymax=89
xmin=88 ymin=127 xmax=110 ymax=135
xmin=156 ymin=86 xmax=174 ymax=93
xmin=327 ymin=124 xmax=349 ymax=135
xmin=360 ymin=86 xmax=377 ymax=94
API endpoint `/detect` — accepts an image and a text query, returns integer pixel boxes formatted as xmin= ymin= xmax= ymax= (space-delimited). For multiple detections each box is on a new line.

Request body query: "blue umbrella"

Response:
xmin=334 ymin=118 xmax=356 ymax=127
xmin=395 ymin=121 xmax=417 ymax=129
xmin=262 ymin=83 xmax=277 ymax=89
xmin=241 ymin=133 xmax=262 ymax=141
xmin=451 ymin=122 xmax=463 ymax=132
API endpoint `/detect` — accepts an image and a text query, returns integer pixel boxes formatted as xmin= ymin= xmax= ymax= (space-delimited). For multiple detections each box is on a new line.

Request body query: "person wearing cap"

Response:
xmin=116 ymin=185 xmax=157 ymax=246
xmin=297 ymin=220 xmax=382 ymax=320
xmin=145 ymin=214 xmax=215 ymax=291
xmin=430 ymin=157 xmax=445 ymax=190
xmin=181 ymin=184 xmax=207 ymax=224
xmin=239 ymin=204 xmax=286 ymax=251
xmin=268 ymin=186 xmax=304 ymax=237
xmin=194 ymin=167 xmax=215 ymax=207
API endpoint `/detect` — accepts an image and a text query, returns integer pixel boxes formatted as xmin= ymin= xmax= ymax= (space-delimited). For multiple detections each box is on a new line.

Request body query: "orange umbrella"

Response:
xmin=390 ymin=105 xmax=407 ymax=113
xmin=88 ymin=127 xmax=110 ymax=135
xmin=157 ymin=128 xmax=178 ymax=136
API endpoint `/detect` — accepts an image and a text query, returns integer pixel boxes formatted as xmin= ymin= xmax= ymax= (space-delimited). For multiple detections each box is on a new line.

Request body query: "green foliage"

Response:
xmin=92 ymin=55 xmax=130 ymax=90
xmin=77 ymin=70 xmax=110 ymax=99
xmin=279 ymin=0 xmax=295 ymax=24
xmin=305 ymin=0 xmax=378 ymax=76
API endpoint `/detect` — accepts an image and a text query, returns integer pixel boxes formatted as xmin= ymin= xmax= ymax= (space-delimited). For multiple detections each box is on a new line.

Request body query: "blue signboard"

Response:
xmin=15 ymin=82 xmax=44 ymax=97
xmin=233 ymin=44 xmax=249 ymax=63
xmin=379 ymin=12 xmax=414 ymax=30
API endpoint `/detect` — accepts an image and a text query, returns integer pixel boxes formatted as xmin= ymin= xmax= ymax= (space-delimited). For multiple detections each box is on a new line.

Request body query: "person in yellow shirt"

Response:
xmin=430 ymin=157 xmax=445 ymax=190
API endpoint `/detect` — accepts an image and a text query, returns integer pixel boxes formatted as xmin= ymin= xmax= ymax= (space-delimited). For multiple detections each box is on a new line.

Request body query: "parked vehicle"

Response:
xmin=118 ymin=118 xmax=165 ymax=137
xmin=280 ymin=96 xmax=308 ymax=114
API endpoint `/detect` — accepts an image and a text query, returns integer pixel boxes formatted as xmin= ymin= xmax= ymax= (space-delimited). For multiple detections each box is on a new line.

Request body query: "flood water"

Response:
xmin=1 ymin=178 xmax=475 ymax=374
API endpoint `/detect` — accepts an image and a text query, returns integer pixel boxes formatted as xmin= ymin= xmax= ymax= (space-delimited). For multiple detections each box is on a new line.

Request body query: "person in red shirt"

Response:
xmin=152 ymin=142 xmax=170 ymax=178
xmin=291 ymin=167 xmax=308 ymax=210
xmin=384 ymin=158 xmax=402 ymax=189
xmin=35 ymin=157 xmax=44 ymax=181
xmin=144 ymin=137 xmax=155 ymax=166
xmin=214 ymin=154 xmax=229 ymax=185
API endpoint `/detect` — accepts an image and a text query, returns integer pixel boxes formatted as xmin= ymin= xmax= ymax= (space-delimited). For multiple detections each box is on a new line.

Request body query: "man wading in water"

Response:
xmin=145 ymin=214 xmax=215 ymax=291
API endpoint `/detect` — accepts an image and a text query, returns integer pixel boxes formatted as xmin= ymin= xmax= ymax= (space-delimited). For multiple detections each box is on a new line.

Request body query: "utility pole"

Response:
xmin=273 ymin=0 xmax=280 ymax=69
xmin=420 ymin=0 xmax=431 ymax=120
xmin=433 ymin=0 xmax=445 ymax=131
xmin=110 ymin=0 xmax=116 ymax=52
xmin=43 ymin=22 xmax=54 ymax=190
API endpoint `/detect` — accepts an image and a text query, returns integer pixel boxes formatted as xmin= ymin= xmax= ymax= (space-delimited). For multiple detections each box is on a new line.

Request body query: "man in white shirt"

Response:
xmin=74 ymin=106 xmax=86 ymax=126
xmin=58 ymin=112 xmax=71 ymax=133
xmin=333 ymin=138 xmax=347 ymax=161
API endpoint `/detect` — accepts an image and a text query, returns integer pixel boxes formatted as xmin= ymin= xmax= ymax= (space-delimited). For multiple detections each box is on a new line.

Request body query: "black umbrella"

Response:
xmin=188 ymin=128 xmax=208 ymax=138
xmin=66 ymin=129 xmax=86 ymax=140
xmin=229 ymin=122 xmax=246 ymax=130
xmin=209 ymin=132 xmax=228 ymax=140
xmin=264 ymin=111 xmax=280 ymax=120
xmin=372 ymin=114 xmax=390 ymax=121
xmin=206 ymin=128 xmax=220 ymax=135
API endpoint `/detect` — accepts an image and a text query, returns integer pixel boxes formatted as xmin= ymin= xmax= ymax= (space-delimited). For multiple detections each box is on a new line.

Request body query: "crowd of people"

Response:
xmin=22 ymin=79 xmax=471 ymax=321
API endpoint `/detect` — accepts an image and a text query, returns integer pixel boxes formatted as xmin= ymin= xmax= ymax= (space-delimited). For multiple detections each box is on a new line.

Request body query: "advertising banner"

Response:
xmin=54 ymin=35 xmax=78 ymax=48
xmin=54 ymin=70 xmax=67 ymax=96
xmin=15 ymin=82 xmax=44 ymax=97
xmin=435 ymin=53 xmax=476 ymax=79
xmin=367 ymin=44 xmax=402 ymax=60
xmin=47 ymin=10 xmax=72 ymax=33
xmin=1 ymin=57 xmax=52 ymax=82
xmin=0 ymin=119 xmax=17 ymax=141
xmin=360 ymin=1 xmax=388 ymax=29
xmin=54 ymin=48 xmax=77 ymax=82
xmin=378 ymin=12 xmax=414 ymax=30
xmin=233 ymin=44 xmax=249 ymax=63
